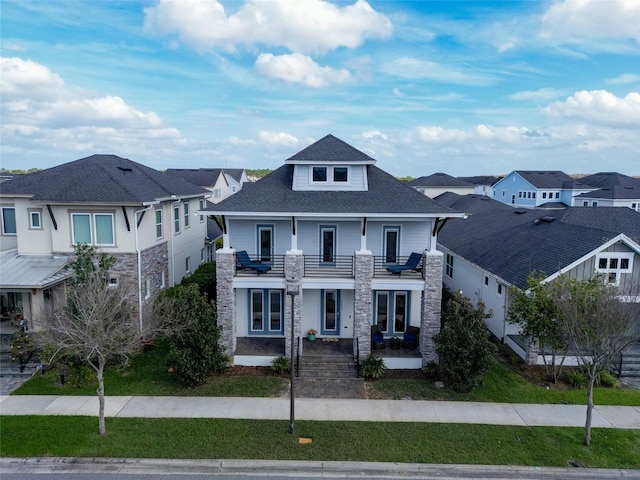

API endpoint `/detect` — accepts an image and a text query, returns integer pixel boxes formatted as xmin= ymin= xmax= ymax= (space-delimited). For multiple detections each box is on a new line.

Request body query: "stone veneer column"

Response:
xmin=354 ymin=251 xmax=373 ymax=359
xmin=284 ymin=251 xmax=304 ymax=359
xmin=216 ymin=249 xmax=237 ymax=357
xmin=420 ymin=250 xmax=443 ymax=366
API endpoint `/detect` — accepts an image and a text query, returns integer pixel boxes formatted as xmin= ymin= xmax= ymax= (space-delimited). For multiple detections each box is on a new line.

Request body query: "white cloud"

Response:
xmin=258 ymin=130 xmax=299 ymax=147
xmin=381 ymin=57 xmax=495 ymax=86
xmin=509 ymin=88 xmax=563 ymax=102
xmin=255 ymin=53 xmax=351 ymax=88
xmin=607 ymin=74 xmax=640 ymax=85
xmin=144 ymin=0 xmax=392 ymax=55
xmin=541 ymin=0 xmax=640 ymax=43
xmin=0 ymin=57 xmax=186 ymax=165
xmin=546 ymin=90 xmax=640 ymax=128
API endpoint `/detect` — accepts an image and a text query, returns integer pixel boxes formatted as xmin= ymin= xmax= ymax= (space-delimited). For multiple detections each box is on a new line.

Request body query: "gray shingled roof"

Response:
xmin=574 ymin=185 xmax=640 ymax=200
xmin=437 ymin=194 xmax=640 ymax=289
xmin=224 ymin=169 xmax=246 ymax=183
xmin=516 ymin=171 xmax=589 ymax=189
xmin=166 ymin=168 xmax=224 ymax=187
xmin=408 ymin=173 xmax=474 ymax=188
xmin=285 ymin=134 xmax=376 ymax=164
xmin=578 ymin=172 xmax=640 ymax=189
xmin=458 ymin=175 xmax=502 ymax=186
xmin=207 ymin=164 xmax=456 ymax=215
xmin=0 ymin=155 xmax=207 ymax=203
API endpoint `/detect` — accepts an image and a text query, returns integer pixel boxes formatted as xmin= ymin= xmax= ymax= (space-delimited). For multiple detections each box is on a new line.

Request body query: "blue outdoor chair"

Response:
xmin=236 ymin=250 xmax=271 ymax=274
xmin=386 ymin=252 xmax=422 ymax=275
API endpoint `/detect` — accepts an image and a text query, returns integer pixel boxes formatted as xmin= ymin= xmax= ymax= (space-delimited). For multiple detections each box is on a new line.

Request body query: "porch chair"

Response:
xmin=403 ymin=326 xmax=420 ymax=350
xmin=385 ymin=252 xmax=423 ymax=275
xmin=371 ymin=325 xmax=385 ymax=350
xmin=236 ymin=250 xmax=271 ymax=274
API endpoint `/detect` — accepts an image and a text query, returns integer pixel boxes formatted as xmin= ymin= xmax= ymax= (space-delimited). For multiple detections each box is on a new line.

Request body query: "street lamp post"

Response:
xmin=286 ymin=277 xmax=300 ymax=435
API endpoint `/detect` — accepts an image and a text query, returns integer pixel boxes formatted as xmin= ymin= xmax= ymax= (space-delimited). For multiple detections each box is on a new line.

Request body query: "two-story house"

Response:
xmin=492 ymin=170 xmax=595 ymax=208
xmin=435 ymin=192 xmax=640 ymax=365
xmin=207 ymin=135 xmax=463 ymax=368
xmin=572 ymin=172 xmax=640 ymax=210
xmin=0 ymin=155 xmax=209 ymax=331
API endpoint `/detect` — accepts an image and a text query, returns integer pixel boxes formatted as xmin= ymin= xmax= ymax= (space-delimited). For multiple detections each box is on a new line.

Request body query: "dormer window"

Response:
xmin=313 ymin=167 xmax=327 ymax=182
xmin=333 ymin=167 xmax=348 ymax=182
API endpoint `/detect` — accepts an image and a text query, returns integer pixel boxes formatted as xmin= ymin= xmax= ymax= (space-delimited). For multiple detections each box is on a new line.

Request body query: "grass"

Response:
xmin=368 ymin=361 xmax=640 ymax=406
xmin=1 ymin=416 xmax=639 ymax=468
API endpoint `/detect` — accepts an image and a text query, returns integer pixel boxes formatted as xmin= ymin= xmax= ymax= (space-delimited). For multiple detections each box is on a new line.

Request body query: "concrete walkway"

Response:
xmin=1 ymin=394 xmax=639 ymax=428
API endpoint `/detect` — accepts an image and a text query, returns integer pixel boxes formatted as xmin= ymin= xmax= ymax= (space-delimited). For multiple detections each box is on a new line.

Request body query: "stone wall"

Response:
xmin=420 ymin=250 xmax=443 ymax=365
xmin=284 ymin=253 xmax=304 ymax=358
xmin=216 ymin=249 xmax=237 ymax=356
xmin=354 ymin=251 xmax=373 ymax=359
xmin=140 ymin=242 xmax=169 ymax=326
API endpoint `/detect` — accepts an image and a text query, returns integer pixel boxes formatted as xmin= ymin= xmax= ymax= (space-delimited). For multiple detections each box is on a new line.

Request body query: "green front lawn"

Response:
xmin=2 ymin=416 xmax=639 ymax=468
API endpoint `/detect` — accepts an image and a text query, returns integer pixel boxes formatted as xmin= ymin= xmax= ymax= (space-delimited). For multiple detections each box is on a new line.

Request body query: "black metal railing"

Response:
xmin=295 ymin=336 xmax=300 ymax=378
xmin=355 ymin=337 xmax=360 ymax=378
xmin=235 ymin=254 xmax=285 ymax=277
xmin=372 ymin=255 xmax=424 ymax=278
xmin=303 ymin=255 xmax=355 ymax=277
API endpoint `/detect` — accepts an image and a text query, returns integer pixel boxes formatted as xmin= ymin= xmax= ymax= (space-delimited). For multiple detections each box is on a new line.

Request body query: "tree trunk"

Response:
xmin=97 ymin=358 xmax=106 ymax=436
xmin=583 ymin=374 xmax=595 ymax=446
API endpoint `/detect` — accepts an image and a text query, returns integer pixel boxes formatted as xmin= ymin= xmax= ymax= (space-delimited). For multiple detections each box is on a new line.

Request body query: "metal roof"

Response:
xmin=0 ymin=250 xmax=71 ymax=289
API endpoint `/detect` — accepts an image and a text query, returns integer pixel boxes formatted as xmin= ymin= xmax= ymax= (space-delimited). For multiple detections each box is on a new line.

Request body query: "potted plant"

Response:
xmin=307 ymin=329 xmax=318 ymax=341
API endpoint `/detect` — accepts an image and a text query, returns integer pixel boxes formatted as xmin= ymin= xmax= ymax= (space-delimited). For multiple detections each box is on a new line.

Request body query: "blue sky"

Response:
xmin=1 ymin=0 xmax=638 ymax=177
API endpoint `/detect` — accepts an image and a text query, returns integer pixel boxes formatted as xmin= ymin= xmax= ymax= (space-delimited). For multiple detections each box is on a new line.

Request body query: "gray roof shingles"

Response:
xmin=437 ymin=194 xmax=640 ymax=289
xmin=408 ymin=173 xmax=474 ymax=188
xmin=166 ymin=168 xmax=224 ymax=187
xmin=1 ymin=155 xmax=207 ymax=203
xmin=286 ymin=134 xmax=376 ymax=164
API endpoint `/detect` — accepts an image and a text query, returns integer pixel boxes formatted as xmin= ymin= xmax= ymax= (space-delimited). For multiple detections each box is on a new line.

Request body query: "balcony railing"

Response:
xmin=235 ymin=254 xmax=285 ymax=277
xmin=303 ymin=255 xmax=355 ymax=278
xmin=373 ymin=255 xmax=424 ymax=278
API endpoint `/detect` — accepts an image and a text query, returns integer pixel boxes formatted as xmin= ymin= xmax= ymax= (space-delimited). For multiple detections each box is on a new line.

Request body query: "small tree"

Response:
xmin=45 ymin=245 xmax=152 ymax=435
xmin=507 ymin=272 xmax=568 ymax=383
xmin=153 ymin=283 xmax=227 ymax=386
xmin=552 ymin=275 xmax=640 ymax=446
xmin=434 ymin=292 xmax=496 ymax=392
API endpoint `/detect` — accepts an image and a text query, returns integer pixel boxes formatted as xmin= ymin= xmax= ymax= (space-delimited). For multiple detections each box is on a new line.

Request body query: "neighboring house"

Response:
xmin=223 ymin=169 xmax=249 ymax=195
xmin=457 ymin=175 xmax=502 ymax=197
xmin=572 ymin=172 xmax=640 ymax=210
xmin=492 ymin=170 xmax=595 ymax=208
xmin=207 ymin=135 xmax=463 ymax=368
xmin=436 ymin=192 xmax=640 ymax=364
xmin=408 ymin=173 xmax=475 ymax=198
xmin=0 ymin=155 xmax=209 ymax=331
xmin=167 ymin=168 xmax=229 ymax=203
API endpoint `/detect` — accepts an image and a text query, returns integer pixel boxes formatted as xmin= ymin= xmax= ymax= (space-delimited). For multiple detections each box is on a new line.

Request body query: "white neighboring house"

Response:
xmin=457 ymin=175 xmax=502 ymax=197
xmin=572 ymin=172 xmax=640 ymax=210
xmin=223 ymin=169 xmax=249 ymax=196
xmin=0 ymin=155 xmax=209 ymax=331
xmin=435 ymin=193 xmax=640 ymax=366
xmin=408 ymin=173 xmax=475 ymax=198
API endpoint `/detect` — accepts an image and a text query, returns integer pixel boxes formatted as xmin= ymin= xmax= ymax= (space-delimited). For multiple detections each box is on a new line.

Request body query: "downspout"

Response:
xmin=134 ymin=204 xmax=153 ymax=331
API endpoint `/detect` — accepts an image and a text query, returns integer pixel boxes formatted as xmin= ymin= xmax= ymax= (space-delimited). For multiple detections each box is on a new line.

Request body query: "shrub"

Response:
xmin=597 ymin=370 xmax=617 ymax=388
xmin=270 ymin=355 xmax=290 ymax=374
xmin=360 ymin=353 xmax=386 ymax=379
xmin=422 ymin=360 xmax=440 ymax=380
xmin=565 ymin=369 xmax=586 ymax=388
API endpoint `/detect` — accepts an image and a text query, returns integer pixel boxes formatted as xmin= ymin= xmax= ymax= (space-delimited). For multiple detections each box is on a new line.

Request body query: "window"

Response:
xmin=322 ymin=290 xmax=339 ymax=334
xmin=213 ymin=188 xmax=221 ymax=198
xmin=2 ymin=207 xmax=16 ymax=235
xmin=555 ymin=192 xmax=559 ymax=199
xmin=632 ymin=203 xmax=637 ymax=211
xmin=108 ymin=277 xmax=118 ymax=287
xmin=250 ymin=289 xmax=283 ymax=334
xmin=230 ymin=185 xmax=237 ymax=193
xmin=333 ymin=167 xmax=348 ymax=182
xmin=201 ymin=247 xmax=205 ymax=263
xmin=583 ymin=201 xmax=588 ymax=207
xmin=527 ymin=192 xmax=531 ymax=199
xmin=173 ymin=206 xmax=180 ymax=234
xmin=155 ymin=209 xmax=163 ymax=239
xmin=312 ymin=166 xmax=327 ymax=182
xmin=183 ymin=201 xmax=190 ymax=228
xmin=185 ymin=256 xmax=191 ymax=273
xmin=383 ymin=226 xmax=400 ymax=263
xmin=502 ymin=190 xmax=506 ymax=197
xmin=596 ymin=253 xmax=633 ymax=285
xmin=484 ymin=276 xmax=489 ymax=286
xmin=497 ymin=284 xmax=503 ymax=295
xmin=199 ymin=199 xmax=205 ymax=222
xmin=374 ymin=291 xmax=408 ymax=335
xmin=542 ymin=192 xmax=547 ymax=199
xmin=518 ymin=192 xmax=522 ymax=198
xmin=29 ymin=210 xmax=42 ymax=229
xmin=258 ymin=225 xmax=274 ymax=262
xmin=532 ymin=192 xmax=536 ymax=199
xmin=445 ymin=253 xmax=454 ymax=278
xmin=592 ymin=201 xmax=598 ymax=207
xmin=71 ymin=212 xmax=114 ymax=246
xmin=320 ymin=225 xmax=336 ymax=263
xmin=145 ymin=279 xmax=151 ymax=299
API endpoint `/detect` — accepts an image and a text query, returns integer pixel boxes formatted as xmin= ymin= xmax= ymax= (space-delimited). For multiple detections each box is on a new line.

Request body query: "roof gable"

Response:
xmin=285 ymin=134 xmax=376 ymax=165
xmin=166 ymin=168 xmax=225 ymax=187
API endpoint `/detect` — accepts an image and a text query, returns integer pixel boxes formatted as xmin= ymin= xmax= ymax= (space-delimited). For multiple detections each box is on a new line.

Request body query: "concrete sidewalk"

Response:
xmin=1 ymin=395 xmax=639 ymax=428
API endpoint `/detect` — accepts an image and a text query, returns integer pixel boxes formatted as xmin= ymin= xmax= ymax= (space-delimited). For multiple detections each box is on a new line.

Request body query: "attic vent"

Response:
xmin=117 ymin=166 xmax=133 ymax=172
xmin=539 ymin=216 xmax=556 ymax=223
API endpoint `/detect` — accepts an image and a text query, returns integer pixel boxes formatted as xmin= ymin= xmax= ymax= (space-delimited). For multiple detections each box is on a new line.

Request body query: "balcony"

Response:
xmin=303 ymin=255 xmax=355 ymax=278
xmin=373 ymin=255 xmax=424 ymax=279
xmin=235 ymin=254 xmax=285 ymax=277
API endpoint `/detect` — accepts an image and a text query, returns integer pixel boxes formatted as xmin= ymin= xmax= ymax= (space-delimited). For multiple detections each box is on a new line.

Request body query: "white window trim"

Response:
xmin=183 ymin=201 xmax=190 ymax=229
xmin=310 ymin=165 xmax=350 ymax=185
xmin=70 ymin=212 xmax=115 ymax=246
xmin=155 ymin=209 xmax=163 ymax=240
xmin=1 ymin=206 xmax=17 ymax=235
xmin=29 ymin=209 xmax=42 ymax=230
xmin=596 ymin=252 xmax=633 ymax=286
xmin=173 ymin=205 xmax=180 ymax=234
xmin=199 ymin=199 xmax=205 ymax=223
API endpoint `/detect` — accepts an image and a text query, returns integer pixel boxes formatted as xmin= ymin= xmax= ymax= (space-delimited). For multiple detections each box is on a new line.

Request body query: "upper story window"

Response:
xmin=183 ymin=201 xmax=190 ymax=228
xmin=1 ymin=207 xmax=16 ymax=235
xmin=29 ymin=210 xmax=42 ymax=229
xmin=173 ymin=205 xmax=180 ymax=234
xmin=155 ymin=209 xmax=163 ymax=239
xmin=312 ymin=166 xmax=327 ymax=182
xmin=199 ymin=199 xmax=205 ymax=222
xmin=71 ymin=212 xmax=115 ymax=246
xmin=311 ymin=166 xmax=349 ymax=184
xmin=596 ymin=252 xmax=633 ymax=286
xmin=333 ymin=167 xmax=348 ymax=182
xmin=445 ymin=253 xmax=454 ymax=278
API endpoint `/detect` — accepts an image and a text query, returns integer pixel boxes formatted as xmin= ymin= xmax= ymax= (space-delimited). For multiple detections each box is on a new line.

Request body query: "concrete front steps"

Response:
xmin=296 ymin=340 xmax=365 ymax=399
